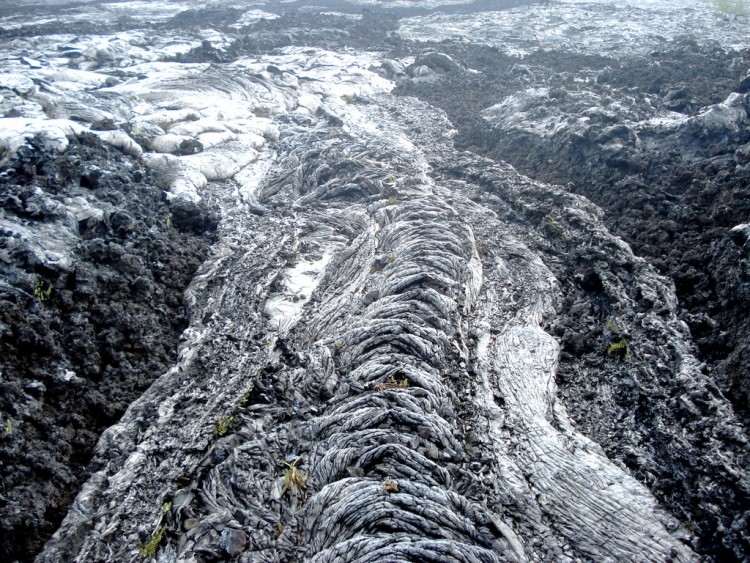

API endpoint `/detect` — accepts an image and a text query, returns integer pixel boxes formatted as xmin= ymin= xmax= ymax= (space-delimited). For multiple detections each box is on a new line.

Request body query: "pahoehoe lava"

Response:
xmin=0 ymin=0 xmax=749 ymax=562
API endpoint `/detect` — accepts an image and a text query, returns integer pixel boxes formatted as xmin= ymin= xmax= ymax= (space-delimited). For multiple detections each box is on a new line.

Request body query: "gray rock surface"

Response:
xmin=35 ymin=64 xmax=736 ymax=563
xmin=0 ymin=1 xmax=747 ymax=562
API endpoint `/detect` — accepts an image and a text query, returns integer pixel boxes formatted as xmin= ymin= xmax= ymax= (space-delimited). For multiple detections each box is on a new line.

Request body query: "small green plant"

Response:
xmin=139 ymin=501 xmax=171 ymax=557
xmin=382 ymin=478 xmax=399 ymax=493
xmin=387 ymin=253 xmax=396 ymax=264
xmin=139 ymin=524 xmax=165 ymax=558
xmin=712 ymin=0 xmax=750 ymax=15
xmin=213 ymin=414 xmax=236 ymax=437
xmin=387 ymin=195 xmax=398 ymax=206
xmin=166 ymin=216 xmax=172 ymax=228
xmin=334 ymin=341 xmax=345 ymax=354
xmin=543 ymin=217 xmax=563 ymax=239
xmin=373 ymin=376 xmax=409 ymax=391
xmin=606 ymin=339 xmax=630 ymax=357
xmin=33 ymin=280 xmax=52 ymax=302
xmin=5 ymin=418 xmax=11 ymax=435
xmin=280 ymin=456 xmax=307 ymax=500
xmin=341 ymin=94 xmax=356 ymax=104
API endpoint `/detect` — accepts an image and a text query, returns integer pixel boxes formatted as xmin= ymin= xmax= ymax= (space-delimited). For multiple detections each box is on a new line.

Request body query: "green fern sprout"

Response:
xmin=606 ymin=339 xmax=629 ymax=357
xmin=138 ymin=524 xmax=165 ymax=558
xmin=213 ymin=414 xmax=236 ymax=437
xmin=543 ymin=217 xmax=563 ymax=239
xmin=33 ymin=280 xmax=52 ymax=302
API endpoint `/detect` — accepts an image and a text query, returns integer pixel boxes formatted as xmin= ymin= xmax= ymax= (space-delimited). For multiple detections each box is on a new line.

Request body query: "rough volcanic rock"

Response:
xmin=39 ymin=88 xmax=721 ymax=563
xmin=393 ymin=6 xmax=750 ymax=558
xmin=403 ymin=40 xmax=750 ymax=416
xmin=0 ymin=1 xmax=749 ymax=562
xmin=0 ymin=134 xmax=215 ymax=561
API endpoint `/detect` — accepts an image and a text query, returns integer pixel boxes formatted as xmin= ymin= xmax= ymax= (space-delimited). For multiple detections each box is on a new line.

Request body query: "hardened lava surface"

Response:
xmin=0 ymin=1 xmax=748 ymax=562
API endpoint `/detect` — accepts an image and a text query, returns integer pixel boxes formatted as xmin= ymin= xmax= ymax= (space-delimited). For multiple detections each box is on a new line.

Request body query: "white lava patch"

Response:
xmin=398 ymin=0 xmax=750 ymax=57
xmin=266 ymin=252 xmax=334 ymax=332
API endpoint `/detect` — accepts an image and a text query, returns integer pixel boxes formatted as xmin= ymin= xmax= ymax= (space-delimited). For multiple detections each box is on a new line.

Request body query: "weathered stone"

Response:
xmin=3 ymin=2 xmax=749 ymax=563
xmin=220 ymin=529 xmax=247 ymax=557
